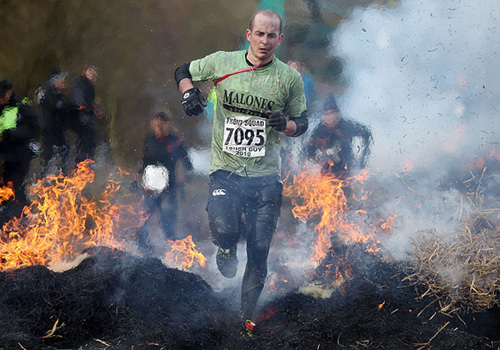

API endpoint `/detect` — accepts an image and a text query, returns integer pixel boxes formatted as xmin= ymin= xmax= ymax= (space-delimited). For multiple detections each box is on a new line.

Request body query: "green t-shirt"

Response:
xmin=189 ymin=50 xmax=307 ymax=177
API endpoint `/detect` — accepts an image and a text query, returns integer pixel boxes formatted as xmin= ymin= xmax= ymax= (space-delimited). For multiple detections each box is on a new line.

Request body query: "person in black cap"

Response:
xmin=0 ymin=78 xmax=40 ymax=223
xmin=37 ymin=71 xmax=71 ymax=175
xmin=306 ymin=96 xmax=372 ymax=197
xmin=136 ymin=111 xmax=193 ymax=255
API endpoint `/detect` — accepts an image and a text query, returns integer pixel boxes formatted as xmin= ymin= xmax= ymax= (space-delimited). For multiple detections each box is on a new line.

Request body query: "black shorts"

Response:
xmin=206 ymin=170 xmax=283 ymax=248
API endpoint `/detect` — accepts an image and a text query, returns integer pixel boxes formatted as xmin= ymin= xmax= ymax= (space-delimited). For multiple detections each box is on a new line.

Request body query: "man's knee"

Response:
xmin=209 ymin=218 xmax=240 ymax=248
xmin=208 ymin=201 xmax=241 ymax=248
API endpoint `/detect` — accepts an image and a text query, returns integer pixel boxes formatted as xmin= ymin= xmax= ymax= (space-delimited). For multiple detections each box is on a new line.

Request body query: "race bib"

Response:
xmin=223 ymin=115 xmax=266 ymax=158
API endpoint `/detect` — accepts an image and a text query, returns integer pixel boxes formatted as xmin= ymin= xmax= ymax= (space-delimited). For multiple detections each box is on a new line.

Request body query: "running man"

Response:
xmin=174 ymin=9 xmax=308 ymax=337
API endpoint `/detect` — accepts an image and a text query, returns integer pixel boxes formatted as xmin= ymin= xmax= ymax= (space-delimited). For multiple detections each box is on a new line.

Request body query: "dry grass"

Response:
xmin=404 ymin=212 xmax=500 ymax=314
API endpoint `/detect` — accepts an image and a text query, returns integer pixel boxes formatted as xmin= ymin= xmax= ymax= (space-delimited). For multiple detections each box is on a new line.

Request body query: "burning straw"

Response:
xmin=404 ymin=213 xmax=500 ymax=314
xmin=0 ymin=160 xmax=207 ymax=273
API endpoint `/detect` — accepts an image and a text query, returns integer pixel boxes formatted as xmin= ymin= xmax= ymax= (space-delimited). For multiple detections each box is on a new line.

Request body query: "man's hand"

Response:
xmin=181 ymin=88 xmax=207 ymax=116
xmin=267 ymin=111 xmax=287 ymax=132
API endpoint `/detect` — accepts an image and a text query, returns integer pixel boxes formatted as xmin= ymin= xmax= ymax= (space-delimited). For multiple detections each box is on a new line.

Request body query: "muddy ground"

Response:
xmin=0 ymin=247 xmax=498 ymax=350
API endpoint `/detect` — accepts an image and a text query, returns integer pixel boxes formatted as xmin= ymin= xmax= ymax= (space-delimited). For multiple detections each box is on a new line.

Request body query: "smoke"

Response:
xmin=323 ymin=0 xmax=500 ymax=259
xmin=331 ymin=0 xmax=499 ymax=176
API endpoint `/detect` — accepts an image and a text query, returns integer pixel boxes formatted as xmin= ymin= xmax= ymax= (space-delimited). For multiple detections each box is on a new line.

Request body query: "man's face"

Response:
xmin=323 ymin=109 xmax=341 ymax=128
xmin=54 ymin=79 xmax=66 ymax=91
xmin=84 ymin=68 xmax=98 ymax=83
xmin=151 ymin=118 xmax=171 ymax=138
xmin=0 ymin=89 xmax=12 ymax=105
xmin=246 ymin=13 xmax=283 ymax=65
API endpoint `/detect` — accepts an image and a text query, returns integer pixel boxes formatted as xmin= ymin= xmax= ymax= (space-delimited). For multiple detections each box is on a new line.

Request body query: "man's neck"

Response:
xmin=245 ymin=52 xmax=273 ymax=67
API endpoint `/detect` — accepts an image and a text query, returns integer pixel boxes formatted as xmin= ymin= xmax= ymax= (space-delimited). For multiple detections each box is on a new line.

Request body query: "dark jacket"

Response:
xmin=72 ymin=75 xmax=95 ymax=124
xmin=141 ymin=132 xmax=193 ymax=189
xmin=39 ymin=82 xmax=70 ymax=131
xmin=0 ymin=95 xmax=40 ymax=163
xmin=306 ymin=118 xmax=372 ymax=175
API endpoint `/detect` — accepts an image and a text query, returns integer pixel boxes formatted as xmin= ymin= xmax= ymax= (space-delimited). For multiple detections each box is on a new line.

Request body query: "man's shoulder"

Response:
xmin=274 ymin=58 xmax=301 ymax=77
xmin=167 ymin=133 xmax=183 ymax=143
xmin=200 ymin=50 xmax=244 ymax=62
xmin=212 ymin=50 xmax=245 ymax=57
xmin=273 ymin=59 xmax=303 ymax=89
xmin=144 ymin=132 xmax=157 ymax=143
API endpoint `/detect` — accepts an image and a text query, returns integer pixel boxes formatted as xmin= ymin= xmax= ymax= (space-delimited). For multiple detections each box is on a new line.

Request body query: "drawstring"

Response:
xmin=227 ymin=163 xmax=249 ymax=178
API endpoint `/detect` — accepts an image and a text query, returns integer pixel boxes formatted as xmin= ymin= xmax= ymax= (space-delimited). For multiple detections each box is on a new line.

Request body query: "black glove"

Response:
xmin=181 ymin=88 xmax=207 ymax=116
xmin=267 ymin=110 xmax=287 ymax=132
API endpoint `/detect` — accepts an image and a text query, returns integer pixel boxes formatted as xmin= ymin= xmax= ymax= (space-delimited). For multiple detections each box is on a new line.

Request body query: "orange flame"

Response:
xmin=0 ymin=183 xmax=15 ymax=205
xmin=165 ymin=235 xmax=206 ymax=270
xmin=0 ymin=160 xmax=150 ymax=271
xmin=0 ymin=160 xmax=209 ymax=273
xmin=380 ymin=214 xmax=397 ymax=232
xmin=266 ymin=270 xmax=292 ymax=294
xmin=256 ymin=306 xmax=277 ymax=322
xmin=283 ymin=162 xmax=375 ymax=264
xmin=378 ymin=300 xmax=386 ymax=310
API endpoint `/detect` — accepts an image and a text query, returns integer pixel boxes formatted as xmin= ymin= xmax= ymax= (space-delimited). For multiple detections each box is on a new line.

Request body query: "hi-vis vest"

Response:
xmin=0 ymin=106 xmax=18 ymax=134
xmin=0 ymin=98 xmax=31 ymax=134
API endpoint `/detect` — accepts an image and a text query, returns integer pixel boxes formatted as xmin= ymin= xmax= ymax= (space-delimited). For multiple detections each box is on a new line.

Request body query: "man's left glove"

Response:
xmin=181 ymin=88 xmax=207 ymax=116
xmin=267 ymin=111 xmax=287 ymax=132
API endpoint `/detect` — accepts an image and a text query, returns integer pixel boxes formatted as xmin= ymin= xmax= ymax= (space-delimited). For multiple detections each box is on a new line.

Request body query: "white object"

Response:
xmin=142 ymin=164 xmax=169 ymax=193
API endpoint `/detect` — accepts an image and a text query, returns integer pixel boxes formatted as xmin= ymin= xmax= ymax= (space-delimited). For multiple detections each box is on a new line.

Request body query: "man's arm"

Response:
xmin=284 ymin=119 xmax=297 ymax=136
xmin=268 ymin=110 xmax=308 ymax=137
xmin=286 ymin=111 xmax=308 ymax=137
xmin=72 ymin=78 xmax=87 ymax=107
xmin=175 ymin=62 xmax=194 ymax=93
xmin=178 ymin=78 xmax=194 ymax=94
xmin=174 ymin=62 xmax=206 ymax=116
xmin=281 ymin=70 xmax=308 ymax=137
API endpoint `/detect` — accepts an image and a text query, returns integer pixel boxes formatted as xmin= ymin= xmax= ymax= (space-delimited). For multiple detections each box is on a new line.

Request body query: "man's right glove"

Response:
xmin=267 ymin=110 xmax=288 ymax=132
xmin=181 ymin=88 xmax=207 ymax=116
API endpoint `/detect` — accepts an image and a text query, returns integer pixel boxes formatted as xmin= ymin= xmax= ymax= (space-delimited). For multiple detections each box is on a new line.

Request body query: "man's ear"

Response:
xmin=246 ymin=29 xmax=252 ymax=42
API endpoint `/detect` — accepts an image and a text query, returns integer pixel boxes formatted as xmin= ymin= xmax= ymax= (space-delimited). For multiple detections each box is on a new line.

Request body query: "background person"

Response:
xmin=306 ymin=96 xmax=372 ymax=198
xmin=174 ymin=9 xmax=308 ymax=336
xmin=0 ymin=78 xmax=40 ymax=224
xmin=37 ymin=71 xmax=71 ymax=175
xmin=136 ymin=111 xmax=193 ymax=255
xmin=70 ymin=65 xmax=100 ymax=165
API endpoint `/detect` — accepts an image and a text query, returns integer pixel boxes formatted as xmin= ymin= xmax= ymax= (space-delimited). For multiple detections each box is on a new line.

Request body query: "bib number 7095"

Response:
xmin=223 ymin=115 xmax=267 ymax=158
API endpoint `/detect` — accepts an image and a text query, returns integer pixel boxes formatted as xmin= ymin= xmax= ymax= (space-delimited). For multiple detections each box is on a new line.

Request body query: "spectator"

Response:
xmin=306 ymin=96 xmax=372 ymax=198
xmin=37 ymin=71 xmax=71 ymax=175
xmin=0 ymin=78 xmax=40 ymax=223
xmin=137 ymin=111 xmax=193 ymax=255
xmin=70 ymin=65 xmax=100 ymax=164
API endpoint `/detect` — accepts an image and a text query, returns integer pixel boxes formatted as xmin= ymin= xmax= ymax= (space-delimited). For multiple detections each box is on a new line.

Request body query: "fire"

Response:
xmin=0 ymin=183 xmax=15 ymax=205
xmin=0 ymin=160 xmax=206 ymax=272
xmin=475 ymin=157 xmax=485 ymax=170
xmin=378 ymin=300 xmax=386 ymax=310
xmin=266 ymin=270 xmax=293 ymax=294
xmin=380 ymin=214 xmax=397 ymax=232
xmin=283 ymin=162 xmax=376 ymax=264
xmin=0 ymin=160 xmax=147 ymax=271
xmin=164 ymin=235 xmax=206 ymax=270
xmin=256 ymin=306 xmax=277 ymax=322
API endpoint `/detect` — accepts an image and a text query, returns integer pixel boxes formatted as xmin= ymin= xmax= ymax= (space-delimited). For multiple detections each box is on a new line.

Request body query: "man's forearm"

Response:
xmin=284 ymin=119 xmax=297 ymax=136
xmin=178 ymin=78 xmax=194 ymax=94
xmin=285 ymin=113 xmax=308 ymax=137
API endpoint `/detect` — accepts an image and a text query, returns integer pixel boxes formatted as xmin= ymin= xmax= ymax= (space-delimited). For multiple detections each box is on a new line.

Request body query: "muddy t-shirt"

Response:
xmin=189 ymin=50 xmax=307 ymax=177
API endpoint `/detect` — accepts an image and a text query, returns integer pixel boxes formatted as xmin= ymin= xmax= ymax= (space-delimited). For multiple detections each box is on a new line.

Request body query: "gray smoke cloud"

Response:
xmin=324 ymin=0 xmax=500 ymax=260
xmin=331 ymin=0 xmax=499 ymax=175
